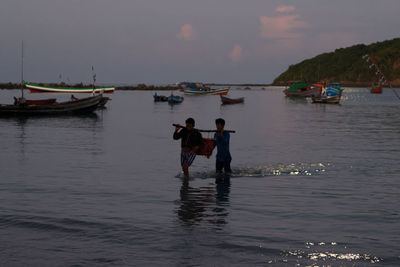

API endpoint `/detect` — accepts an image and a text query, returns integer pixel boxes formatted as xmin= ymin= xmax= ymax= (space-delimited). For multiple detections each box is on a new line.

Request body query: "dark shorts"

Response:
xmin=216 ymin=159 xmax=232 ymax=173
xmin=181 ymin=151 xmax=197 ymax=166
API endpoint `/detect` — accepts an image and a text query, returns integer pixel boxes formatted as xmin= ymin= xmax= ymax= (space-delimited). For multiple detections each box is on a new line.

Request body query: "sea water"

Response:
xmin=0 ymin=87 xmax=399 ymax=266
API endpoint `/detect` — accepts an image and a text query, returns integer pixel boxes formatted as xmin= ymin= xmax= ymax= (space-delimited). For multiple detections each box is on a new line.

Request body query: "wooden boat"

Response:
xmin=363 ymin=54 xmax=400 ymax=102
xmin=312 ymin=83 xmax=344 ymax=104
xmin=0 ymin=95 xmax=105 ymax=115
xmin=153 ymin=93 xmax=168 ymax=102
xmin=24 ymin=81 xmax=115 ymax=94
xmin=179 ymin=82 xmax=229 ymax=95
xmin=2 ymin=42 xmax=109 ymax=115
xmin=220 ymin=95 xmax=244 ymax=104
xmin=167 ymin=94 xmax=184 ymax=104
xmin=283 ymin=81 xmax=319 ymax=97
xmin=370 ymin=84 xmax=382 ymax=94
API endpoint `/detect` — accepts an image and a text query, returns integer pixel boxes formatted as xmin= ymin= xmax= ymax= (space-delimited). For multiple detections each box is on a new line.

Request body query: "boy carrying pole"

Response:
xmin=214 ymin=118 xmax=232 ymax=176
xmin=173 ymin=118 xmax=203 ymax=178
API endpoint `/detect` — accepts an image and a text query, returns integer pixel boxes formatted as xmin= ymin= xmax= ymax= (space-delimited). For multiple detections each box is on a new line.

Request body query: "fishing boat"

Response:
xmin=283 ymin=81 xmax=319 ymax=97
xmin=0 ymin=94 xmax=106 ymax=115
xmin=220 ymin=95 xmax=244 ymax=104
xmin=179 ymin=82 xmax=229 ymax=95
xmin=312 ymin=83 xmax=344 ymax=104
xmin=24 ymin=81 xmax=115 ymax=94
xmin=0 ymin=41 xmax=109 ymax=115
xmin=153 ymin=93 xmax=168 ymax=102
xmin=167 ymin=94 xmax=184 ymax=104
xmin=370 ymin=84 xmax=382 ymax=94
xmin=362 ymin=54 xmax=400 ymax=102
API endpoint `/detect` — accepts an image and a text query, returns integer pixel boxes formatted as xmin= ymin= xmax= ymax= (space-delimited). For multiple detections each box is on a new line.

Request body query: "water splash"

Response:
xmin=263 ymin=241 xmax=382 ymax=266
xmin=275 ymin=241 xmax=382 ymax=266
xmin=176 ymin=162 xmax=328 ymax=179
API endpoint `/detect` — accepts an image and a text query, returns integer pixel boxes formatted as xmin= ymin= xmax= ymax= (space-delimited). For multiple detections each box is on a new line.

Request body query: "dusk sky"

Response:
xmin=1 ymin=0 xmax=399 ymax=85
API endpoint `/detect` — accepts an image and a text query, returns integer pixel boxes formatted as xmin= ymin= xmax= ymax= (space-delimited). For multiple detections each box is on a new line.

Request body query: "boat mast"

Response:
xmin=21 ymin=40 xmax=24 ymax=98
xmin=92 ymin=65 xmax=96 ymax=95
xmin=363 ymin=54 xmax=400 ymax=102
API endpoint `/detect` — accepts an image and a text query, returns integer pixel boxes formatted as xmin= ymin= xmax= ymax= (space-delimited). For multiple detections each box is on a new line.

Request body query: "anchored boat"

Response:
xmin=24 ymin=81 xmax=115 ymax=94
xmin=0 ymin=95 xmax=106 ymax=115
xmin=370 ymin=84 xmax=383 ymax=94
xmin=220 ymin=95 xmax=244 ymax=104
xmin=179 ymin=82 xmax=229 ymax=95
xmin=312 ymin=83 xmax=344 ymax=104
xmin=283 ymin=81 xmax=319 ymax=97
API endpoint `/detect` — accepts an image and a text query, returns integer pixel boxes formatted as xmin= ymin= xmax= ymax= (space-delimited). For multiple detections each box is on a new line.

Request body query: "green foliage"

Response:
xmin=273 ymin=38 xmax=400 ymax=85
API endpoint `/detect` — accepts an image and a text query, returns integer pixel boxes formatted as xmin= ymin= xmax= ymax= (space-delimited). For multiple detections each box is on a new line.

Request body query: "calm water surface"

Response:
xmin=0 ymin=87 xmax=399 ymax=266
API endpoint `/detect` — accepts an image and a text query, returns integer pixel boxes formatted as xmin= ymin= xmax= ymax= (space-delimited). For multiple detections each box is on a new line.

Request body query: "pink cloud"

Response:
xmin=275 ymin=5 xmax=296 ymax=13
xmin=259 ymin=14 xmax=307 ymax=39
xmin=177 ymin=24 xmax=195 ymax=40
xmin=229 ymin=44 xmax=243 ymax=62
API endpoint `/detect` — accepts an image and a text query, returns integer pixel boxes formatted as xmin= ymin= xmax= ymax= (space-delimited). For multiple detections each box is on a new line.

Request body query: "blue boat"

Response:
xmin=312 ymin=83 xmax=344 ymax=104
xmin=167 ymin=94 xmax=184 ymax=104
xmin=325 ymin=83 xmax=343 ymax=96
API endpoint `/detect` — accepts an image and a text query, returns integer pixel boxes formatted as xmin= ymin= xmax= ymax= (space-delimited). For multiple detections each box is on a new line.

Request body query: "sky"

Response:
xmin=0 ymin=0 xmax=399 ymax=85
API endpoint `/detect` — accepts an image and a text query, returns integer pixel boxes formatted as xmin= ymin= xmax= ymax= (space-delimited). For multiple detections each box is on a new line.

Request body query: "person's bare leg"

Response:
xmin=182 ymin=163 xmax=189 ymax=178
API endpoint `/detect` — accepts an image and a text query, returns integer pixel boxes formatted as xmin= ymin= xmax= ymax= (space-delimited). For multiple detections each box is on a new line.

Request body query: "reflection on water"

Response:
xmin=177 ymin=177 xmax=230 ymax=229
xmin=0 ymin=114 xmax=103 ymax=168
xmin=269 ymin=241 xmax=382 ymax=266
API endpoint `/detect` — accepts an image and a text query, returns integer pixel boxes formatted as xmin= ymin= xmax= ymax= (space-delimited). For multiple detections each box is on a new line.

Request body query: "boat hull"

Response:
xmin=0 ymin=95 xmax=105 ymax=115
xmin=24 ymin=82 xmax=115 ymax=94
xmin=153 ymin=94 xmax=168 ymax=102
xmin=220 ymin=95 xmax=244 ymax=104
xmin=167 ymin=95 xmax=184 ymax=104
xmin=312 ymin=95 xmax=342 ymax=104
xmin=183 ymin=87 xmax=229 ymax=95
xmin=370 ymin=87 xmax=382 ymax=94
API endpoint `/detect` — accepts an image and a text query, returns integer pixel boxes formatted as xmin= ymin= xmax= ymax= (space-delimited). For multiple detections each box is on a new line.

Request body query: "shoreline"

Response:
xmin=1 ymin=82 xmax=399 ymax=90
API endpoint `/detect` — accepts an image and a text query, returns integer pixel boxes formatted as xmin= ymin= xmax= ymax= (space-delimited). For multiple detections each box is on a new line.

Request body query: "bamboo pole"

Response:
xmin=21 ymin=40 xmax=24 ymax=99
xmin=172 ymin=124 xmax=236 ymax=133
xmin=364 ymin=54 xmax=400 ymax=101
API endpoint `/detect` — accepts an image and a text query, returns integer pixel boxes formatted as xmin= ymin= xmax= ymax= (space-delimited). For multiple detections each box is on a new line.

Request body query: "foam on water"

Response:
xmin=175 ymin=162 xmax=328 ymax=179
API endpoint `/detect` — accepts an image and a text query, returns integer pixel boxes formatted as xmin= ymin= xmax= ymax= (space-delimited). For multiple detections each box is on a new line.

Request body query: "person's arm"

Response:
xmin=173 ymin=127 xmax=183 ymax=140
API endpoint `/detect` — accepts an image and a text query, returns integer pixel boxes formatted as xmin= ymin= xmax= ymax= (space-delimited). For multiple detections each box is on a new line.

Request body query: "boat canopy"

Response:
xmin=289 ymin=81 xmax=308 ymax=92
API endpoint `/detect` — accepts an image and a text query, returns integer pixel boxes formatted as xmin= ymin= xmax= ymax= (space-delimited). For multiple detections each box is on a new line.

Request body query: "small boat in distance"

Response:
xmin=24 ymin=81 xmax=115 ymax=94
xmin=179 ymin=82 xmax=229 ymax=95
xmin=153 ymin=93 xmax=168 ymax=102
xmin=283 ymin=81 xmax=319 ymax=97
xmin=220 ymin=95 xmax=244 ymax=105
xmin=370 ymin=84 xmax=383 ymax=94
xmin=167 ymin=94 xmax=184 ymax=104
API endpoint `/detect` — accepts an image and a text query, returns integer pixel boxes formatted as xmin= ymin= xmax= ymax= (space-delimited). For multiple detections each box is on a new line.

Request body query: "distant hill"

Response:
xmin=273 ymin=38 xmax=400 ymax=87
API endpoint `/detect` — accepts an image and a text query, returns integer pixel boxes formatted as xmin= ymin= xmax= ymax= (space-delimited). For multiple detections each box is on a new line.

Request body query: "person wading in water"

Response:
xmin=173 ymin=118 xmax=203 ymax=179
xmin=214 ymin=118 xmax=232 ymax=178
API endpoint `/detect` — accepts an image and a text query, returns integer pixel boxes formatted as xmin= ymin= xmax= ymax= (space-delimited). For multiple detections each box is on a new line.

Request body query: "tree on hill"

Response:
xmin=273 ymin=38 xmax=400 ymax=86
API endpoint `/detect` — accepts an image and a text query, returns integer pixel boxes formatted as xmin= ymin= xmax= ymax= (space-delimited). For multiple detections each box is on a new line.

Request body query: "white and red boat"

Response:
xmin=179 ymin=82 xmax=229 ymax=95
xmin=24 ymin=81 xmax=115 ymax=94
